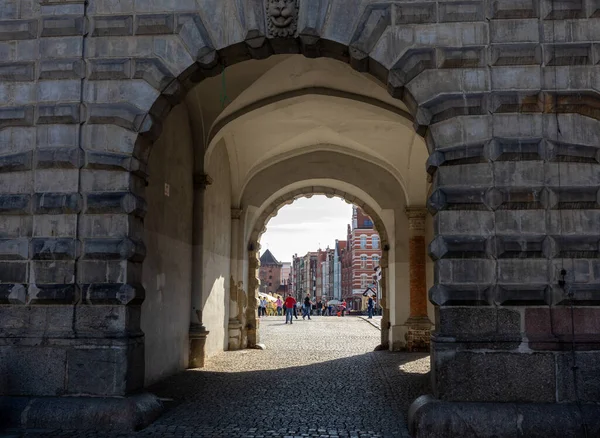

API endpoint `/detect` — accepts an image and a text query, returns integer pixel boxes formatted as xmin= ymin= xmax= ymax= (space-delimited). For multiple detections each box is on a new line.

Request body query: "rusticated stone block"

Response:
xmin=429 ymin=284 xmax=493 ymax=306
xmin=490 ymin=0 xmax=538 ymax=19
xmin=490 ymin=19 xmax=539 ymax=44
xmin=133 ymin=58 xmax=174 ymax=90
xmin=0 ymin=261 xmax=27 ymax=283
xmin=41 ymin=16 xmax=84 ymax=37
xmin=81 ymin=282 xmax=144 ymax=305
xmin=27 ymin=283 xmax=79 ymax=304
xmin=0 ymin=106 xmax=35 ymax=128
xmin=135 ymin=14 xmax=175 ymax=35
xmin=0 ymin=195 xmax=31 ymax=215
xmin=0 ymin=151 xmax=32 ymax=173
xmin=436 ymin=259 xmax=496 ymax=285
xmin=34 ymin=148 xmax=81 ymax=169
xmin=30 ymin=260 xmax=74 ymax=284
xmin=0 ymin=283 xmax=26 ymax=304
xmin=81 ymin=238 xmax=145 ymax=262
xmin=0 ymin=19 xmax=38 ymax=41
xmin=86 ymin=103 xmax=146 ymax=131
xmin=34 ymin=193 xmax=81 ymax=214
xmin=36 ymin=104 xmax=81 ymax=125
xmin=30 ymin=238 xmax=79 ymax=260
xmin=91 ymin=15 xmax=133 ymax=37
xmin=88 ymin=58 xmax=132 ymax=80
xmin=85 ymin=192 xmax=146 ymax=217
xmin=0 ymin=62 xmax=35 ymax=81
xmin=494 ymin=285 xmax=552 ymax=306
xmin=433 ymin=350 xmax=556 ymax=402
xmin=39 ymin=59 xmax=85 ymax=80
xmin=0 ymin=238 xmax=29 ymax=260
xmin=439 ymin=1 xmax=484 ymax=22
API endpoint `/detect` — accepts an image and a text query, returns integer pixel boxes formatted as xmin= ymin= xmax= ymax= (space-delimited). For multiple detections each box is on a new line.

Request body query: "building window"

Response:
xmin=372 ymin=255 xmax=379 ymax=266
xmin=364 ymin=219 xmax=373 ymax=227
xmin=361 ymin=255 xmax=367 ymax=268
xmin=372 ymin=236 xmax=379 ymax=249
xmin=360 ymin=235 xmax=367 ymax=249
xmin=361 ymin=274 xmax=368 ymax=288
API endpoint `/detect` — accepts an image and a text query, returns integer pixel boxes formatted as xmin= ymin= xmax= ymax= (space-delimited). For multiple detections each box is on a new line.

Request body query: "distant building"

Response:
xmin=291 ymin=251 xmax=317 ymax=301
xmin=259 ymin=249 xmax=282 ymax=295
xmin=280 ymin=262 xmax=291 ymax=286
xmin=343 ymin=206 xmax=382 ymax=310
xmin=333 ymin=240 xmax=346 ymax=300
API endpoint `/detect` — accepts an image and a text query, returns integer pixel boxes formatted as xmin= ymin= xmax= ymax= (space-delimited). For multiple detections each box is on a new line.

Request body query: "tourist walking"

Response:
xmin=303 ymin=293 xmax=312 ymax=320
xmin=260 ymin=297 xmax=267 ymax=317
xmin=284 ymin=294 xmax=296 ymax=324
xmin=367 ymin=296 xmax=374 ymax=319
xmin=317 ymin=300 xmax=323 ymax=316
xmin=276 ymin=296 xmax=283 ymax=316
xmin=341 ymin=299 xmax=347 ymax=317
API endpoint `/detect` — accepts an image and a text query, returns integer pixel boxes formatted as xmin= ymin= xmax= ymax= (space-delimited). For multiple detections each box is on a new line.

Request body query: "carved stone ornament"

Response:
xmin=266 ymin=0 xmax=299 ymax=38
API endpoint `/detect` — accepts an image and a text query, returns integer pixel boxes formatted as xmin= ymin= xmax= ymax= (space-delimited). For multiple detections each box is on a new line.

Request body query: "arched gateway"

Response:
xmin=1 ymin=1 xmax=600 ymax=436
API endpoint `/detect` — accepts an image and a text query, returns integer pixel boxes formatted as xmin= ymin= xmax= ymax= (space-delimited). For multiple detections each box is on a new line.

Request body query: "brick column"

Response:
xmin=404 ymin=208 xmax=432 ymax=350
xmin=189 ymin=173 xmax=211 ymax=368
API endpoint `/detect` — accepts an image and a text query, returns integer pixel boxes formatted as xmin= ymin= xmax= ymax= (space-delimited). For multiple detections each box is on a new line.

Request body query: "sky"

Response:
xmin=259 ymin=196 xmax=354 ymax=263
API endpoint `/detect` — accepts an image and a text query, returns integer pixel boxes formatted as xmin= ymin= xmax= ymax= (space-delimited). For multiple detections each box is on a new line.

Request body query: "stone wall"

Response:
xmin=141 ymin=104 xmax=193 ymax=385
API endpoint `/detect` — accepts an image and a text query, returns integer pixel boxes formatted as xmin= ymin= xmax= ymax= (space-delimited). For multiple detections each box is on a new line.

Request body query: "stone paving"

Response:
xmin=4 ymin=316 xmax=430 ymax=438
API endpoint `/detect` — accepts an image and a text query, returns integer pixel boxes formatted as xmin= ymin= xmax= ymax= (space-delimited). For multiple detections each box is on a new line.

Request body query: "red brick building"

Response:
xmin=342 ymin=206 xmax=382 ymax=310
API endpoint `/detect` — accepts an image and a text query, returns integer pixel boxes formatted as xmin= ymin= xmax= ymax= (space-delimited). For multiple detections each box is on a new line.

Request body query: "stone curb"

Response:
xmin=358 ymin=316 xmax=381 ymax=331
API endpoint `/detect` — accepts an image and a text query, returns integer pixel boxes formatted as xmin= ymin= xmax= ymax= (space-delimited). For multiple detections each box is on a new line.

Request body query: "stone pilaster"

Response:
xmin=404 ymin=208 xmax=432 ymax=351
xmin=228 ymin=208 xmax=244 ymax=350
xmin=189 ymin=173 xmax=212 ymax=368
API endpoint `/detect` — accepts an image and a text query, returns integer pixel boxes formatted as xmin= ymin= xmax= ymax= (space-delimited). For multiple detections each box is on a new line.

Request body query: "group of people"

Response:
xmin=258 ymin=293 xmax=377 ymax=321
xmin=279 ymin=293 xmax=347 ymax=324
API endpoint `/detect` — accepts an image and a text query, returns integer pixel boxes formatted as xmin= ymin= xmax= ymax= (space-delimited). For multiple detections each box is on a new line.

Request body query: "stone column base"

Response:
xmin=404 ymin=315 xmax=432 ymax=352
xmin=390 ymin=324 xmax=408 ymax=351
xmin=0 ymin=393 xmax=163 ymax=431
xmin=409 ymin=395 xmax=600 ymax=438
xmin=228 ymin=319 xmax=243 ymax=350
xmin=188 ymin=325 xmax=209 ymax=368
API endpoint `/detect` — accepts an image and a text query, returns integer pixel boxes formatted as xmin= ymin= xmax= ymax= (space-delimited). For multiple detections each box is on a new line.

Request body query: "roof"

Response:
xmin=260 ymin=249 xmax=281 ymax=266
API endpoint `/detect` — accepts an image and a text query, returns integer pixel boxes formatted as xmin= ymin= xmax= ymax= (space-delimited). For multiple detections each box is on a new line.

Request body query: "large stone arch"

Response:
xmin=2 ymin=1 xmax=600 ymax=435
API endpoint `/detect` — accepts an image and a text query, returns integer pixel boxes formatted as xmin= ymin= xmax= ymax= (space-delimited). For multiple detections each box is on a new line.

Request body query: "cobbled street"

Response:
xmin=5 ymin=316 xmax=430 ymax=438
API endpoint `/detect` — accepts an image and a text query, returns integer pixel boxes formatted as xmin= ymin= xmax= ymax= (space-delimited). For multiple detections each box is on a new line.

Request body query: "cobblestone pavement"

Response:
xmin=5 ymin=316 xmax=430 ymax=438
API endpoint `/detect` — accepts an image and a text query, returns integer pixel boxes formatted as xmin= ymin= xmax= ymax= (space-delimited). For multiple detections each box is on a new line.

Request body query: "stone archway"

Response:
xmin=2 ymin=1 xmax=600 ymax=435
xmin=246 ymin=186 xmax=393 ymax=350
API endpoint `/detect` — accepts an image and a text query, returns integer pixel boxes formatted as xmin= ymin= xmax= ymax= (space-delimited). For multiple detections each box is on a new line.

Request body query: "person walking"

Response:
xmin=316 ymin=300 xmax=322 ymax=316
xmin=284 ymin=294 xmax=296 ymax=324
xmin=303 ymin=293 xmax=312 ymax=320
xmin=276 ymin=296 xmax=283 ymax=316
xmin=367 ymin=296 xmax=374 ymax=319
xmin=341 ymin=299 xmax=347 ymax=317
xmin=260 ymin=297 xmax=267 ymax=317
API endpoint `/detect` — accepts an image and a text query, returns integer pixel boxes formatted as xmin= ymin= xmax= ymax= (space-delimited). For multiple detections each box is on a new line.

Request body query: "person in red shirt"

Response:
xmin=284 ymin=294 xmax=297 ymax=324
xmin=341 ymin=300 xmax=347 ymax=317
